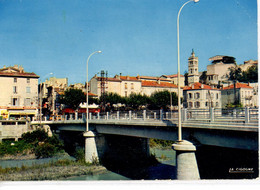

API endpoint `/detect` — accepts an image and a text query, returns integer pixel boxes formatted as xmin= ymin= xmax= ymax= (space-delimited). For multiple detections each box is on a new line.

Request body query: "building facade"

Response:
xmin=183 ymin=82 xmax=222 ymax=109
xmin=207 ymin=55 xmax=236 ymax=86
xmin=221 ymin=82 xmax=255 ymax=107
xmin=90 ymin=74 xmax=181 ymax=98
xmin=187 ymin=49 xmax=200 ymax=85
xmin=0 ymin=65 xmax=39 ymax=119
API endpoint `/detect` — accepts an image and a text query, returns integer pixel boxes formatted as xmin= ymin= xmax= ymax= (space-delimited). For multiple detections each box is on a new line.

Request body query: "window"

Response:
xmin=188 ymin=102 xmax=193 ymax=108
xmin=125 ymin=83 xmax=128 ymax=89
xmin=27 ymin=78 xmax=30 ymax=83
xmin=13 ymin=86 xmax=17 ymax=94
xmin=26 ymin=87 xmax=31 ymax=93
xmin=216 ymin=102 xmax=219 ymax=107
xmin=131 ymin=83 xmax=134 ymax=90
xmin=24 ymin=98 xmax=31 ymax=106
xmin=125 ymin=91 xmax=127 ymax=97
xmin=188 ymin=93 xmax=192 ymax=99
xmin=14 ymin=78 xmax=17 ymax=83
xmin=12 ymin=98 xmax=18 ymax=106
xmin=195 ymin=102 xmax=200 ymax=108
xmin=205 ymin=102 xmax=208 ymax=107
xmin=196 ymin=92 xmax=200 ymax=99
xmin=216 ymin=93 xmax=219 ymax=99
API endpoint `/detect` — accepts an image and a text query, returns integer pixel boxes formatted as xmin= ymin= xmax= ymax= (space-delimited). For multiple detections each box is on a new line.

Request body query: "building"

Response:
xmin=187 ymin=49 xmax=200 ymax=85
xmin=90 ymin=74 xmax=181 ymax=98
xmin=0 ymin=65 xmax=39 ymax=119
xmin=239 ymin=59 xmax=258 ymax=71
xmin=90 ymin=75 xmax=142 ymax=97
xmin=141 ymin=80 xmax=179 ymax=97
xmin=207 ymin=55 xmax=236 ymax=86
xmin=221 ymin=82 xmax=255 ymax=107
xmin=183 ymin=82 xmax=222 ymax=109
xmin=40 ymin=77 xmax=68 ymax=115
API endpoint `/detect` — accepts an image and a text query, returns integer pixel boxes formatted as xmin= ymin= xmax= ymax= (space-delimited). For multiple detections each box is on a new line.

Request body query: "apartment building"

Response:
xmin=90 ymin=74 xmax=180 ymax=98
xmin=221 ymin=82 xmax=255 ymax=107
xmin=183 ymin=82 xmax=222 ymax=109
xmin=0 ymin=65 xmax=39 ymax=119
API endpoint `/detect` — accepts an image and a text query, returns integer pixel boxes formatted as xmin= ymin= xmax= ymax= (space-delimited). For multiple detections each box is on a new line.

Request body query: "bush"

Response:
xmin=34 ymin=143 xmax=56 ymax=158
xmin=22 ymin=129 xmax=48 ymax=144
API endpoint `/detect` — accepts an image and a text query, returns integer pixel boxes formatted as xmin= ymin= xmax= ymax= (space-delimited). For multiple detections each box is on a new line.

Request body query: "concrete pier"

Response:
xmin=172 ymin=140 xmax=200 ymax=180
xmin=84 ymin=131 xmax=99 ymax=163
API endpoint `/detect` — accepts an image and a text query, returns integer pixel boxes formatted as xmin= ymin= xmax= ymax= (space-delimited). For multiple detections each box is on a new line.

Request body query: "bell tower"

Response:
xmin=188 ymin=49 xmax=199 ymax=85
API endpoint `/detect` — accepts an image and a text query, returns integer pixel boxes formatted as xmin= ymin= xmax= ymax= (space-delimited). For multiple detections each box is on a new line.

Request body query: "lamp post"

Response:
xmin=39 ymin=73 xmax=53 ymax=125
xmin=86 ymin=51 xmax=102 ymax=132
xmin=177 ymin=0 xmax=199 ymax=141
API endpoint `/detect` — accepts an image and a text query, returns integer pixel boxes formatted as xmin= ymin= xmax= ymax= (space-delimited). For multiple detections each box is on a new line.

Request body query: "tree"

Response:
xmin=228 ymin=61 xmax=242 ymax=105
xmin=199 ymin=71 xmax=207 ymax=84
xmin=149 ymin=90 xmax=178 ymax=110
xmin=239 ymin=65 xmax=258 ymax=83
xmin=126 ymin=93 xmax=149 ymax=109
xmin=59 ymin=89 xmax=85 ymax=110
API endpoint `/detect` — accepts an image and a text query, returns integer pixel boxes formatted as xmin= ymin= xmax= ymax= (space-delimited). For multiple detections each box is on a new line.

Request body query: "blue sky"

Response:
xmin=0 ymin=0 xmax=258 ymax=84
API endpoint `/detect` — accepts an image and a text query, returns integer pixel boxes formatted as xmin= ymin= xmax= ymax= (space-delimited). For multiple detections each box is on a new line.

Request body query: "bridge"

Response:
xmin=1 ymin=108 xmax=259 ymax=179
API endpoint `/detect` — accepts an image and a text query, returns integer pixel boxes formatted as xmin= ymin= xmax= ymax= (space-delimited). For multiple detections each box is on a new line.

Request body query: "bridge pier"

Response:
xmin=172 ymin=140 xmax=200 ymax=180
xmin=83 ymin=131 xmax=99 ymax=163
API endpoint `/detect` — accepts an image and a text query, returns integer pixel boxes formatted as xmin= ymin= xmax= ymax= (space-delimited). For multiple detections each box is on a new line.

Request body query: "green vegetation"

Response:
xmin=58 ymin=88 xmax=86 ymax=110
xmin=0 ymin=129 xmax=65 ymax=159
xmin=0 ymin=140 xmax=33 ymax=156
xmin=149 ymin=138 xmax=175 ymax=149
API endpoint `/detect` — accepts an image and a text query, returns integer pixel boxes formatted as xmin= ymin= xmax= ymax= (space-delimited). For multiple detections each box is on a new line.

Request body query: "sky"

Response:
xmin=0 ymin=0 xmax=258 ymax=84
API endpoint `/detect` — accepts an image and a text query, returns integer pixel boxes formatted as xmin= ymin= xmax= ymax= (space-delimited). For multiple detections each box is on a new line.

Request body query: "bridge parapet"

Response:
xmin=31 ymin=108 xmax=258 ymax=125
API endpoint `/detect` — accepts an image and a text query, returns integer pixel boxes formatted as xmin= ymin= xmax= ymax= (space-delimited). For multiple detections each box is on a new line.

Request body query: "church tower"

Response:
xmin=188 ymin=49 xmax=199 ymax=85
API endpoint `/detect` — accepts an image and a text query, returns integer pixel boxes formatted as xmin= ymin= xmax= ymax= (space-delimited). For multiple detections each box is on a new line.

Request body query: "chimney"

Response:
xmin=192 ymin=85 xmax=194 ymax=89
xmin=201 ymin=84 xmax=204 ymax=89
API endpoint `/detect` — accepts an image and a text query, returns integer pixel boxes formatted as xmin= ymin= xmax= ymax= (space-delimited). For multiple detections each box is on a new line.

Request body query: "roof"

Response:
xmin=161 ymin=74 xmax=184 ymax=78
xmin=119 ymin=76 xmax=140 ymax=81
xmin=183 ymin=82 xmax=217 ymax=90
xmin=141 ymin=81 xmax=178 ymax=88
xmin=0 ymin=66 xmax=39 ymax=78
xmin=222 ymin=83 xmax=253 ymax=90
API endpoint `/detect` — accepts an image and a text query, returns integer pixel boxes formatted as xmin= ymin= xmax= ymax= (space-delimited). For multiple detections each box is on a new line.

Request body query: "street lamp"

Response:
xmin=177 ymin=0 xmax=199 ymax=141
xmin=86 ymin=51 xmax=102 ymax=132
xmin=39 ymin=73 xmax=53 ymax=125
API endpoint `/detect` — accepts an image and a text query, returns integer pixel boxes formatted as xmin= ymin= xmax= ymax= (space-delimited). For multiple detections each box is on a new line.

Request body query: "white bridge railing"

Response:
xmin=32 ymin=108 xmax=258 ymax=124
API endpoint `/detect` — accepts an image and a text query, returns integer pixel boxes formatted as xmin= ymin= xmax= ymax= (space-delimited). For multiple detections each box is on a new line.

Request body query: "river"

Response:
xmin=0 ymin=148 xmax=176 ymax=180
xmin=65 ymin=147 xmax=176 ymax=180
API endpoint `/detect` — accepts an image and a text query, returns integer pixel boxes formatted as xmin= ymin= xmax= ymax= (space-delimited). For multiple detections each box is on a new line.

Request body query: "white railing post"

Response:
xmin=129 ymin=111 xmax=132 ymax=120
xmin=143 ymin=110 xmax=146 ymax=120
xmin=154 ymin=112 xmax=156 ymax=120
xmin=106 ymin=112 xmax=109 ymax=120
xmin=245 ymin=107 xmax=249 ymax=123
xmin=89 ymin=113 xmax=92 ymax=120
xmin=97 ymin=112 xmax=100 ymax=120
xmin=210 ymin=107 xmax=215 ymax=122
xmin=182 ymin=108 xmax=187 ymax=122
xmin=160 ymin=109 xmax=163 ymax=120
xmin=117 ymin=111 xmax=119 ymax=120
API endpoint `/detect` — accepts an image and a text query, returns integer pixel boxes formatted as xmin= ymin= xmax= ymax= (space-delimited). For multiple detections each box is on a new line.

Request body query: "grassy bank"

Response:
xmin=0 ymin=159 xmax=107 ymax=181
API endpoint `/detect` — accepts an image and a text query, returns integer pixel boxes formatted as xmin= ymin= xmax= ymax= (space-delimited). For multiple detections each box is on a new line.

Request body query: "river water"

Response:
xmin=66 ymin=148 xmax=176 ymax=180
xmin=0 ymin=148 xmax=176 ymax=180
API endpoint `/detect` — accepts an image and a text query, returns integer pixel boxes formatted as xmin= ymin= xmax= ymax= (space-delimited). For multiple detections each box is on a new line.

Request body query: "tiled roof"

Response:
xmin=0 ymin=66 xmax=39 ymax=78
xmin=119 ymin=76 xmax=140 ymax=81
xmin=222 ymin=83 xmax=253 ymax=90
xmin=161 ymin=74 xmax=184 ymax=78
xmin=183 ymin=82 xmax=216 ymax=90
xmin=142 ymin=81 xmax=178 ymax=88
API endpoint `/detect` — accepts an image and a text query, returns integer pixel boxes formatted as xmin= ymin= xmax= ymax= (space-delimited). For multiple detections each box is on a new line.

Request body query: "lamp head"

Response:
xmin=97 ymin=51 xmax=102 ymax=53
xmin=193 ymin=0 xmax=199 ymax=2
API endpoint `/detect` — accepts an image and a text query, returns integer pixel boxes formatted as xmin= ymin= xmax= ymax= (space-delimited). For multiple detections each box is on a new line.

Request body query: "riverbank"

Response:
xmin=0 ymin=160 xmax=107 ymax=181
